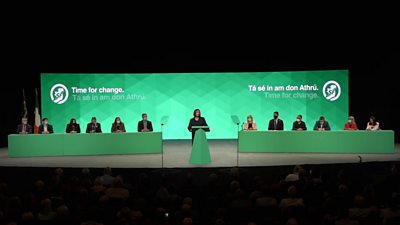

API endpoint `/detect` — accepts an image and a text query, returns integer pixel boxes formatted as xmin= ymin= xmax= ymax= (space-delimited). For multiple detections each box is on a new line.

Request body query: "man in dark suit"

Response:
xmin=138 ymin=113 xmax=153 ymax=132
xmin=16 ymin=117 xmax=32 ymax=134
xmin=39 ymin=118 xmax=54 ymax=134
xmin=268 ymin=111 xmax=284 ymax=130
xmin=86 ymin=117 xmax=102 ymax=133
xmin=313 ymin=116 xmax=331 ymax=131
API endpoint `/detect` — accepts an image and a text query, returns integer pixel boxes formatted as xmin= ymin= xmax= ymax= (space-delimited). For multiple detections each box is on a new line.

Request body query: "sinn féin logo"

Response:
xmin=50 ymin=84 xmax=69 ymax=104
xmin=322 ymin=80 xmax=341 ymax=101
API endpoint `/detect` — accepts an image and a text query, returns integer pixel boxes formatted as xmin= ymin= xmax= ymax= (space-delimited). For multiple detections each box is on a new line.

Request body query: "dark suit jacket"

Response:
xmin=39 ymin=124 xmax=54 ymax=134
xmin=66 ymin=124 xmax=81 ymax=133
xmin=86 ymin=122 xmax=102 ymax=133
xmin=187 ymin=117 xmax=210 ymax=133
xmin=16 ymin=124 xmax=33 ymax=134
xmin=292 ymin=121 xmax=307 ymax=131
xmin=268 ymin=119 xmax=284 ymax=130
xmin=313 ymin=121 xmax=331 ymax=131
xmin=137 ymin=120 xmax=153 ymax=132
xmin=187 ymin=117 xmax=210 ymax=143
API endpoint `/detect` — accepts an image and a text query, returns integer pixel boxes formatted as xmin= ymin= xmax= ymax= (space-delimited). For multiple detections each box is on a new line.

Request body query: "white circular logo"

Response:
xmin=322 ymin=80 xmax=341 ymax=101
xmin=50 ymin=84 xmax=69 ymax=104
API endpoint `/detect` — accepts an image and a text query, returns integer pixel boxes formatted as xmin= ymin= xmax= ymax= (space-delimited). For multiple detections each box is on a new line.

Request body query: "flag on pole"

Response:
xmin=34 ymin=88 xmax=41 ymax=134
xmin=22 ymin=89 xmax=28 ymax=118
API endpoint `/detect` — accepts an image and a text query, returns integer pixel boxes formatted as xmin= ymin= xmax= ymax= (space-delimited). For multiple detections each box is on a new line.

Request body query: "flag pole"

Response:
xmin=34 ymin=88 xmax=41 ymax=134
xmin=22 ymin=89 xmax=28 ymax=118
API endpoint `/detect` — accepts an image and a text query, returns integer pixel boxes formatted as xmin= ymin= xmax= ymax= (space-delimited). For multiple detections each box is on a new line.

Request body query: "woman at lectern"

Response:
xmin=366 ymin=116 xmax=380 ymax=130
xmin=66 ymin=118 xmax=81 ymax=133
xmin=243 ymin=115 xmax=257 ymax=131
xmin=111 ymin=117 xmax=126 ymax=133
xmin=188 ymin=109 xmax=209 ymax=143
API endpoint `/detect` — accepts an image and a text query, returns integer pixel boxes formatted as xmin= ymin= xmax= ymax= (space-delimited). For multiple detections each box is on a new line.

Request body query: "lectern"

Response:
xmin=189 ymin=126 xmax=211 ymax=164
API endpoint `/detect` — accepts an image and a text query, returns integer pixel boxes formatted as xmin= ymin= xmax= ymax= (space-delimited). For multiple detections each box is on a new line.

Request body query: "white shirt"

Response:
xmin=366 ymin=122 xmax=380 ymax=130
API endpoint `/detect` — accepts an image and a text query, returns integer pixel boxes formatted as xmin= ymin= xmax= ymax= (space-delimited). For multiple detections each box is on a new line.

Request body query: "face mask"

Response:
xmin=348 ymin=120 xmax=352 ymax=123
xmin=320 ymin=121 xmax=324 ymax=124
xmin=273 ymin=115 xmax=278 ymax=119
xmin=297 ymin=119 xmax=301 ymax=122
xmin=117 ymin=120 xmax=120 ymax=124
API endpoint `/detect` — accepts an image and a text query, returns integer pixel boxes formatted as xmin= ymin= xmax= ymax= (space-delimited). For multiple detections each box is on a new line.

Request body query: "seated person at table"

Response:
xmin=111 ymin=117 xmax=126 ymax=133
xmin=268 ymin=111 xmax=284 ymax=130
xmin=66 ymin=118 xmax=81 ymax=133
xmin=137 ymin=113 xmax=153 ymax=132
xmin=366 ymin=116 xmax=380 ymax=130
xmin=243 ymin=115 xmax=257 ymax=131
xmin=16 ymin=117 xmax=32 ymax=134
xmin=313 ymin=116 xmax=331 ymax=131
xmin=292 ymin=114 xmax=307 ymax=131
xmin=39 ymin=118 xmax=54 ymax=134
xmin=86 ymin=117 xmax=102 ymax=133
xmin=344 ymin=116 xmax=358 ymax=130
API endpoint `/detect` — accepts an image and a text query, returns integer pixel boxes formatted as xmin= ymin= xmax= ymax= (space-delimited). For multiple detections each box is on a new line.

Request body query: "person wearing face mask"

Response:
xmin=66 ymin=118 xmax=81 ymax=133
xmin=111 ymin=117 xmax=126 ymax=133
xmin=268 ymin=111 xmax=284 ymax=131
xmin=138 ymin=113 xmax=153 ymax=132
xmin=17 ymin=117 xmax=33 ymax=134
xmin=39 ymin=118 xmax=54 ymax=134
xmin=292 ymin=115 xmax=307 ymax=131
xmin=86 ymin=117 xmax=102 ymax=133
xmin=344 ymin=116 xmax=358 ymax=130
xmin=313 ymin=116 xmax=331 ymax=131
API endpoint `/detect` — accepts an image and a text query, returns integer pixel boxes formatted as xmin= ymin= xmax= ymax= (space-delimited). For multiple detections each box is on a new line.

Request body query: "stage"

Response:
xmin=0 ymin=140 xmax=399 ymax=168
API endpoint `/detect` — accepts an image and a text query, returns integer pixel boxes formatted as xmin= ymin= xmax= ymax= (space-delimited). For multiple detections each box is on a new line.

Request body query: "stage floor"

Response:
xmin=1 ymin=140 xmax=399 ymax=168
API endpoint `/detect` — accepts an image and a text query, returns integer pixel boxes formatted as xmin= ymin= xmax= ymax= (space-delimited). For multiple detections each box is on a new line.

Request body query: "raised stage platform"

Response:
xmin=1 ymin=140 xmax=399 ymax=168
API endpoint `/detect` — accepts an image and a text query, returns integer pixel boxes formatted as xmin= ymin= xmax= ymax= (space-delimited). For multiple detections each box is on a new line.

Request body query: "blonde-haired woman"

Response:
xmin=344 ymin=116 xmax=358 ymax=130
xmin=243 ymin=115 xmax=257 ymax=131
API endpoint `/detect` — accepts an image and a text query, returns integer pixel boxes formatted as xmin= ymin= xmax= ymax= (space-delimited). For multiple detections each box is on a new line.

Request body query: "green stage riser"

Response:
xmin=8 ymin=132 xmax=162 ymax=157
xmin=238 ymin=131 xmax=394 ymax=153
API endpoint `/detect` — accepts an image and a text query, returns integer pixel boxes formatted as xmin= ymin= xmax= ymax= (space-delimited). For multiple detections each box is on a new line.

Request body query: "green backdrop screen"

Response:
xmin=41 ymin=71 xmax=348 ymax=139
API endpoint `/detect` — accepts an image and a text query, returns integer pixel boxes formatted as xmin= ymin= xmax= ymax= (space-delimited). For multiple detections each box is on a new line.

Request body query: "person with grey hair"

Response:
xmin=17 ymin=117 xmax=32 ymax=134
xmin=100 ymin=167 xmax=114 ymax=186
